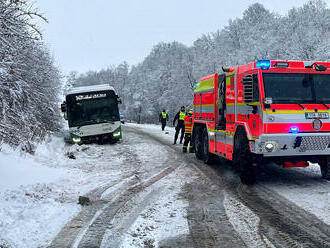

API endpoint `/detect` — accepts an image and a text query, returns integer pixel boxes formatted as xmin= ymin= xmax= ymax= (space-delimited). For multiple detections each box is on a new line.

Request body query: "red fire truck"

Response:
xmin=192 ymin=60 xmax=330 ymax=184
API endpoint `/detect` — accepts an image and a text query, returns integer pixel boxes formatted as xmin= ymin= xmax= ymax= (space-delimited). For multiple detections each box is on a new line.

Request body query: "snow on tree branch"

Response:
xmin=0 ymin=0 xmax=61 ymax=152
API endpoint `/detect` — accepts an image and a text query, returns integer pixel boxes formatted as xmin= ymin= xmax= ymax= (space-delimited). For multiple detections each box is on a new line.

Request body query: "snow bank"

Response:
xmin=0 ymin=144 xmax=67 ymax=191
xmin=0 ymin=132 xmax=128 ymax=248
xmin=0 ymin=143 xmax=78 ymax=248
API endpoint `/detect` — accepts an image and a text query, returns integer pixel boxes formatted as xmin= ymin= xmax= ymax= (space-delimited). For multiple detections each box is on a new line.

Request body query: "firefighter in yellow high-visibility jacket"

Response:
xmin=182 ymin=110 xmax=194 ymax=153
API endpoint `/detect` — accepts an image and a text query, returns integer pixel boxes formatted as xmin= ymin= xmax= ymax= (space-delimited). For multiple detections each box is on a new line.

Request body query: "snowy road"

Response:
xmin=1 ymin=124 xmax=330 ymax=248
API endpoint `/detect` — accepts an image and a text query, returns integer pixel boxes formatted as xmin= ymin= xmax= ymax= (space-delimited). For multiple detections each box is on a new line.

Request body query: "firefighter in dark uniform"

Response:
xmin=159 ymin=109 xmax=168 ymax=131
xmin=173 ymin=106 xmax=186 ymax=144
xmin=183 ymin=110 xmax=194 ymax=153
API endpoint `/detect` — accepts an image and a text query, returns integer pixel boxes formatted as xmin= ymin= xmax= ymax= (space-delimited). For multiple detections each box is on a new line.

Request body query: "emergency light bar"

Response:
xmin=256 ymin=60 xmax=271 ymax=70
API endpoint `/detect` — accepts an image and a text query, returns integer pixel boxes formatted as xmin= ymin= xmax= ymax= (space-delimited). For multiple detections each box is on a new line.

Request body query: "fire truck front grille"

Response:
xmin=299 ymin=136 xmax=330 ymax=152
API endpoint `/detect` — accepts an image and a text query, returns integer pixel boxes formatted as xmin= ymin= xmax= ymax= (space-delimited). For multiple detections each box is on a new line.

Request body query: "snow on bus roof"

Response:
xmin=67 ymin=84 xmax=116 ymax=95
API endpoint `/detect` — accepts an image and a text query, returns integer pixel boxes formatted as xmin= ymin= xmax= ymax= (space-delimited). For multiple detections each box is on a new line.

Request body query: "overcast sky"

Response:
xmin=35 ymin=0 xmax=316 ymax=74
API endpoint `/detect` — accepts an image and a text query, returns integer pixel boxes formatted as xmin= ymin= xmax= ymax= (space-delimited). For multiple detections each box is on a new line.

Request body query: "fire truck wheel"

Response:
xmin=194 ymin=127 xmax=203 ymax=160
xmin=234 ymin=129 xmax=256 ymax=185
xmin=320 ymin=157 xmax=330 ymax=180
xmin=202 ymin=129 xmax=215 ymax=165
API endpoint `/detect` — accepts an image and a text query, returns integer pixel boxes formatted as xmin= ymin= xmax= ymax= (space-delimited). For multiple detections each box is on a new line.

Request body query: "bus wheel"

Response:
xmin=194 ymin=127 xmax=203 ymax=160
xmin=320 ymin=157 xmax=330 ymax=180
xmin=202 ymin=129 xmax=215 ymax=165
xmin=234 ymin=129 xmax=256 ymax=185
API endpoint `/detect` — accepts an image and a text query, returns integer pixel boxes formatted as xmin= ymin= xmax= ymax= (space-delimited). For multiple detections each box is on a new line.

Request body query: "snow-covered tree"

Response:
xmin=0 ymin=0 xmax=61 ymax=152
xmin=70 ymin=0 xmax=330 ymax=125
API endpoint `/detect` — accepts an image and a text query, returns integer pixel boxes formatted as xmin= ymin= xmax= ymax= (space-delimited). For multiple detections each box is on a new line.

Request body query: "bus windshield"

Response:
xmin=66 ymin=90 xmax=120 ymax=127
xmin=263 ymin=73 xmax=330 ymax=104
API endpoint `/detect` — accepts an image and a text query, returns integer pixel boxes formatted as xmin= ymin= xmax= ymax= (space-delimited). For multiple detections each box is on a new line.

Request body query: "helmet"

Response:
xmin=188 ymin=110 xmax=193 ymax=115
xmin=180 ymin=106 xmax=185 ymax=111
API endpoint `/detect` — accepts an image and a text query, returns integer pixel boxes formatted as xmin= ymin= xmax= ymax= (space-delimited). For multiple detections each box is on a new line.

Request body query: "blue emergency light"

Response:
xmin=256 ymin=60 xmax=271 ymax=70
xmin=290 ymin=126 xmax=299 ymax=134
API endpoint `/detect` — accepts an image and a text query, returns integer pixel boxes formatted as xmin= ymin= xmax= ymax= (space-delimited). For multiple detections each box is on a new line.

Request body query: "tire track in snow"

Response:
xmin=184 ymin=183 xmax=246 ymax=248
xmin=131 ymin=125 xmax=330 ymax=248
xmin=223 ymin=191 xmax=275 ymax=248
xmin=75 ymin=166 xmax=179 ymax=248
xmin=49 ymin=131 xmax=145 ymax=248
xmin=234 ymin=184 xmax=330 ymax=248
xmin=48 ymin=174 xmax=139 ymax=248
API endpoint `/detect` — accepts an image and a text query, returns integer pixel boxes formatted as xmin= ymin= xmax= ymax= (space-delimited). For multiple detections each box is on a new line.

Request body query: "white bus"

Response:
xmin=61 ymin=84 xmax=122 ymax=144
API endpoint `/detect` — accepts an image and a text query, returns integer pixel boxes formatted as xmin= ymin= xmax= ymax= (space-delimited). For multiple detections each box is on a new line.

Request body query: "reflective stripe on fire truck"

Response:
xmin=193 ymin=104 xmax=214 ymax=114
xmin=227 ymin=102 xmax=260 ymax=106
xmin=194 ymin=89 xmax=214 ymax=94
xmin=263 ymin=110 xmax=330 ymax=114
xmin=209 ymin=129 xmax=235 ymax=136
xmin=208 ymin=129 xmax=235 ymax=146
xmin=194 ymin=78 xmax=215 ymax=93
xmin=208 ymin=128 xmax=256 ymax=141
xmin=263 ymin=113 xmax=330 ymax=124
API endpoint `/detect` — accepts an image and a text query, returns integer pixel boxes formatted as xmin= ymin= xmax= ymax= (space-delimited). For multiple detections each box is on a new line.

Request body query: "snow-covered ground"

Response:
xmin=127 ymin=123 xmax=330 ymax=225
xmin=0 ymin=123 xmax=330 ymax=247
xmin=0 ymin=135 xmax=126 ymax=248
xmin=0 ymin=123 xmax=182 ymax=248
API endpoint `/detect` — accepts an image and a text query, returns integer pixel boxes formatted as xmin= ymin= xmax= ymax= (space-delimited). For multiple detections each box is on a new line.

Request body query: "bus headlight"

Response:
xmin=72 ymin=137 xmax=81 ymax=143
xmin=113 ymin=131 xmax=121 ymax=137
xmin=264 ymin=141 xmax=278 ymax=152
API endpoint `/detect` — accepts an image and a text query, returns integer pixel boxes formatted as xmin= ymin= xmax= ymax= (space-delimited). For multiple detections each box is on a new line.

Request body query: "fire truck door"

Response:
xmin=215 ymin=74 xmax=226 ymax=155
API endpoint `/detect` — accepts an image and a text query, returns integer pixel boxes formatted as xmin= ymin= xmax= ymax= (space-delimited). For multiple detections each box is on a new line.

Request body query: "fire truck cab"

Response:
xmin=192 ymin=60 xmax=330 ymax=184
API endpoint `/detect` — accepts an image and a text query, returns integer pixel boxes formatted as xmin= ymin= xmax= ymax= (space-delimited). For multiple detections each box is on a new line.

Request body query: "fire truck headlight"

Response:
xmin=267 ymin=115 xmax=275 ymax=122
xmin=264 ymin=141 xmax=278 ymax=153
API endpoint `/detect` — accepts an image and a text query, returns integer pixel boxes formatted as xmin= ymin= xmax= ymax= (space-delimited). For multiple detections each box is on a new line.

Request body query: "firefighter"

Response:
xmin=173 ymin=106 xmax=186 ymax=144
xmin=183 ymin=110 xmax=194 ymax=153
xmin=159 ymin=109 xmax=168 ymax=131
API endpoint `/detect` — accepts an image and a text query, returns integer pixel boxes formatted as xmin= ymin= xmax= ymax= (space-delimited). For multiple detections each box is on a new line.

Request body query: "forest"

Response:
xmin=69 ymin=0 xmax=330 ymax=125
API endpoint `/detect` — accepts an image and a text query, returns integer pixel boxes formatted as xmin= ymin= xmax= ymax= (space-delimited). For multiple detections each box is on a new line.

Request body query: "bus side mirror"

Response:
xmin=61 ymin=102 xmax=67 ymax=112
xmin=117 ymin=98 xmax=122 ymax=104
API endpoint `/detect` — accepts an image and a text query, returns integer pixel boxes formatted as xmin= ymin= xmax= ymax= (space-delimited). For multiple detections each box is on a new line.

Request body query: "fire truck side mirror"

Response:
xmin=263 ymin=97 xmax=273 ymax=109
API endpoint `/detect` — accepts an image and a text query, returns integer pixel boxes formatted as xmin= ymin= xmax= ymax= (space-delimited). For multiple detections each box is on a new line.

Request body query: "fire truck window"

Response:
xmin=263 ymin=73 xmax=313 ymax=103
xmin=313 ymin=74 xmax=330 ymax=103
